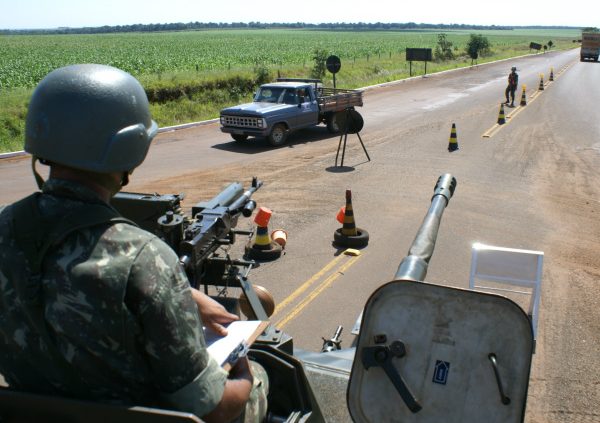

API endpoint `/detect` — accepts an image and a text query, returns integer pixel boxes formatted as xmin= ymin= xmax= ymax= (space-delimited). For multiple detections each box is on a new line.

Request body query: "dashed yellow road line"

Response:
xmin=271 ymin=254 xmax=345 ymax=317
xmin=274 ymin=253 xmax=362 ymax=329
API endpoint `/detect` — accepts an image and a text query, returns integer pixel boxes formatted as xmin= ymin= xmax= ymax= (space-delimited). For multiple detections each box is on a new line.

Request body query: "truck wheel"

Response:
xmin=326 ymin=113 xmax=342 ymax=134
xmin=232 ymin=134 xmax=248 ymax=142
xmin=268 ymin=124 xmax=288 ymax=146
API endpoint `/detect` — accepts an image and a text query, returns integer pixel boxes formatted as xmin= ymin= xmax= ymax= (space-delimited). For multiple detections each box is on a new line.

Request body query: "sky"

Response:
xmin=0 ymin=0 xmax=593 ymax=30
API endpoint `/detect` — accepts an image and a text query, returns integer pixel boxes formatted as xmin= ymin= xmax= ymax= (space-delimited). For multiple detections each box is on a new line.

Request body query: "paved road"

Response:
xmin=1 ymin=49 xmax=598 ymax=422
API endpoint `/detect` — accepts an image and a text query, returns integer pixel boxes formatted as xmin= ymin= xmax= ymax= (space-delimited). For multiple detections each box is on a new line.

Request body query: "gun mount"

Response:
xmin=110 ymin=177 xmax=272 ymax=322
xmin=321 ymin=326 xmax=344 ymax=353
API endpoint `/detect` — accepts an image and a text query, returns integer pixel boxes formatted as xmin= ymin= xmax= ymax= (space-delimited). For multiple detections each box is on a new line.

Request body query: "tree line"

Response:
xmin=1 ymin=21 xmax=580 ymax=35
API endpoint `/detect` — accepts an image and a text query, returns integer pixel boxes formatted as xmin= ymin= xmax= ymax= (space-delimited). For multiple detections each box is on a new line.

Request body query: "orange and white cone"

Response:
xmin=270 ymin=229 xmax=288 ymax=248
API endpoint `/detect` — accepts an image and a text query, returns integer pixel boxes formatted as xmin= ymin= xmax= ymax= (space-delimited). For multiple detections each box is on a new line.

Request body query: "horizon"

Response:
xmin=3 ymin=22 xmax=587 ymax=32
xmin=0 ymin=0 xmax=595 ymax=30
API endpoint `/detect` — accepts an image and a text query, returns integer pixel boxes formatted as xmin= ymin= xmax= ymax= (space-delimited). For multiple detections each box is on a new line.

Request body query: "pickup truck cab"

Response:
xmin=220 ymin=78 xmax=363 ymax=146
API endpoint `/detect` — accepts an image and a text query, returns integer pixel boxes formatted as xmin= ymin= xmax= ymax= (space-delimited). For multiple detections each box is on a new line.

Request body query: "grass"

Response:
xmin=0 ymin=28 xmax=580 ymax=153
xmin=0 ymin=89 xmax=29 ymax=153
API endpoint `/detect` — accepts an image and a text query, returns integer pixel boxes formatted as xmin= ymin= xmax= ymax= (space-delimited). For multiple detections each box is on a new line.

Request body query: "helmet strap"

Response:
xmin=121 ymin=172 xmax=130 ymax=187
xmin=31 ymin=156 xmax=45 ymax=190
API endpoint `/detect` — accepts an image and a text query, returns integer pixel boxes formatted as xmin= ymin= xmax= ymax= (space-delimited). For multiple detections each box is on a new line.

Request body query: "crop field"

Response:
xmin=0 ymin=28 xmax=580 ymax=152
xmin=0 ymin=28 xmax=579 ymax=89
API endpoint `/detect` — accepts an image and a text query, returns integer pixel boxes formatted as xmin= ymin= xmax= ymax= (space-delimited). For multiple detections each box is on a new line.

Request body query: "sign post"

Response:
xmin=529 ymin=42 xmax=542 ymax=52
xmin=406 ymin=48 xmax=433 ymax=76
xmin=326 ymin=55 xmax=341 ymax=89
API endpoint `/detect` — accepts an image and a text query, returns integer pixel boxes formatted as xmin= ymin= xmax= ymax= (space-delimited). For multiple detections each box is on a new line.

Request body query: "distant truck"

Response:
xmin=580 ymin=32 xmax=600 ymax=61
xmin=220 ymin=78 xmax=363 ymax=146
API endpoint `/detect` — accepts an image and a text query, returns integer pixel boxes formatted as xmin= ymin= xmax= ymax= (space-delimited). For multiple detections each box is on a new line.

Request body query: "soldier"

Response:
xmin=505 ymin=66 xmax=519 ymax=107
xmin=0 ymin=64 xmax=267 ymax=423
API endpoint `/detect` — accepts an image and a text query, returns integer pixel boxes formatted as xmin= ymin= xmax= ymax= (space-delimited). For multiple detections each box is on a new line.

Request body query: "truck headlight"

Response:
xmin=258 ymin=118 xmax=266 ymax=128
xmin=220 ymin=116 xmax=225 ymax=125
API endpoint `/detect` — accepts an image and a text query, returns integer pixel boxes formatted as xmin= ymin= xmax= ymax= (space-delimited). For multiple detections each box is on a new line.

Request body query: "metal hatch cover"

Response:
xmin=347 ymin=280 xmax=533 ymax=423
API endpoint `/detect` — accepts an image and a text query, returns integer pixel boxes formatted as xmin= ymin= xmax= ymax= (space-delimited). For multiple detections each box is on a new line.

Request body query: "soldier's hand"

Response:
xmin=229 ymin=356 xmax=253 ymax=383
xmin=190 ymin=288 xmax=239 ymax=336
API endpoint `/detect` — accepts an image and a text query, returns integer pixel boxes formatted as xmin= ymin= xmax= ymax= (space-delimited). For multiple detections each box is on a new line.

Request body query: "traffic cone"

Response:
xmin=538 ymin=74 xmax=544 ymax=91
xmin=549 ymin=68 xmax=554 ymax=81
xmin=245 ymin=206 xmax=282 ymax=260
xmin=448 ymin=123 xmax=459 ymax=152
xmin=271 ymin=229 xmax=288 ymax=248
xmin=341 ymin=190 xmax=357 ymax=237
xmin=336 ymin=206 xmax=346 ymax=224
xmin=520 ymin=85 xmax=527 ymax=106
xmin=333 ymin=190 xmax=369 ymax=248
xmin=497 ymin=103 xmax=506 ymax=125
xmin=254 ymin=225 xmax=271 ymax=248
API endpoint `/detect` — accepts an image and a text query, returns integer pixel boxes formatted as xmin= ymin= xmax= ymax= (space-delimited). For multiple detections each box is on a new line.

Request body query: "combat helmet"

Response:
xmin=25 ymin=64 xmax=158 ymax=175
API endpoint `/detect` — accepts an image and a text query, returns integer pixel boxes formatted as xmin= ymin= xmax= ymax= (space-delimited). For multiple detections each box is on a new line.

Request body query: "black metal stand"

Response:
xmin=335 ymin=108 xmax=370 ymax=167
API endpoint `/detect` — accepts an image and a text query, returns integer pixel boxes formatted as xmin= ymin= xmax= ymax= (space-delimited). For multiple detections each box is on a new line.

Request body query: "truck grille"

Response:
xmin=221 ymin=115 xmax=263 ymax=129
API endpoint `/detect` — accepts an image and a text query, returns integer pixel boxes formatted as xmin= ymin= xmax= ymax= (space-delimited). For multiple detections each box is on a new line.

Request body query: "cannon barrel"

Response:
xmin=394 ymin=173 xmax=456 ymax=282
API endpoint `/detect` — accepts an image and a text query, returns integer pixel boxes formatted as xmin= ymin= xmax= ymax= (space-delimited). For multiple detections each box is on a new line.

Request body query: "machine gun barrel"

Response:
xmin=394 ymin=173 xmax=456 ymax=282
xmin=192 ymin=182 xmax=244 ymax=217
xmin=229 ymin=177 xmax=263 ymax=217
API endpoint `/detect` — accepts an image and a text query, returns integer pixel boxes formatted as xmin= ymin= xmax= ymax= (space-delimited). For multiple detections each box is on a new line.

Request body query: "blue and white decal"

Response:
xmin=432 ymin=360 xmax=450 ymax=385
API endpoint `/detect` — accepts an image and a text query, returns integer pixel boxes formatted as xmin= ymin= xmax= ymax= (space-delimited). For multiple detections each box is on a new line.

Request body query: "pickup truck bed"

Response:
xmin=317 ymin=88 xmax=363 ymax=112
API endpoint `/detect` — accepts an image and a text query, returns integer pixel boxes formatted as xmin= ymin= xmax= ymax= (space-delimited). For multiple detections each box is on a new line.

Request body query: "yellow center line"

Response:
xmin=504 ymin=104 xmax=527 ymax=121
xmin=275 ymin=254 xmax=362 ymax=329
xmin=483 ymin=87 xmax=544 ymax=137
xmin=482 ymin=60 xmax=576 ymax=139
xmin=271 ymin=254 xmax=345 ymax=317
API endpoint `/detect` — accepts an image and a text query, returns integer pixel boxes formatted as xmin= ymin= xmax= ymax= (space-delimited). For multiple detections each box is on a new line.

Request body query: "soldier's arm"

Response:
xmin=125 ymin=236 xmax=254 ymax=420
xmin=125 ymin=237 xmax=232 ymax=416
xmin=203 ymin=358 xmax=253 ymax=423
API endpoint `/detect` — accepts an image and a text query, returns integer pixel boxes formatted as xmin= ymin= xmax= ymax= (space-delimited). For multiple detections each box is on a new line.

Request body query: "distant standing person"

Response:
xmin=505 ymin=66 xmax=519 ymax=107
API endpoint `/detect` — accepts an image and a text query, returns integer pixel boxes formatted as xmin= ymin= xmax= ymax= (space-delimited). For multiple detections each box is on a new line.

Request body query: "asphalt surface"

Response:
xmin=1 ymin=48 xmax=598 ymax=422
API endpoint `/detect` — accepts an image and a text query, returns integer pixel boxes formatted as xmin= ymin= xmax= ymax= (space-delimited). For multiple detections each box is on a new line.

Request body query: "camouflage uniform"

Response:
xmin=0 ymin=179 xmax=267 ymax=421
xmin=237 ymin=361 xmax=269 ymax=423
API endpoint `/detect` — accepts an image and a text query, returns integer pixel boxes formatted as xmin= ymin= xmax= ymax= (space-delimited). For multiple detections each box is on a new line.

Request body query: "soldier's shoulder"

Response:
xmin=103 ymin=221 xmax=177 ymax=258
xmin=102 ymin=220 xmax=159 ymax=244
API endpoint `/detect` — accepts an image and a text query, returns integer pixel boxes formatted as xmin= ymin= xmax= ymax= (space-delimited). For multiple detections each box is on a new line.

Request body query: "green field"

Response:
xmin=0 ymin=28 xmax=580 ymax=152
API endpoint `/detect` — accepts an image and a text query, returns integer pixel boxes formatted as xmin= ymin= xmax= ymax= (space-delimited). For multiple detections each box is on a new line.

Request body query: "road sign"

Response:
xmin=406 ymin=48 xmax=432 ymax=76
xmin=406 ymin=48 xmax=432 ymax=61
xmin=529 ymin=42 xmax=542 ymax=50
xmin=326 ymin=55 xmax=341 ymax=88
xmin=326 ymin=55 xmax=341 ymax=74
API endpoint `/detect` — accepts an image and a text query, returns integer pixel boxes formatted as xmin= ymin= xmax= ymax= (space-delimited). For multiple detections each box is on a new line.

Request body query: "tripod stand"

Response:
xmin=335 ymin=108 xmax=370 ymax=167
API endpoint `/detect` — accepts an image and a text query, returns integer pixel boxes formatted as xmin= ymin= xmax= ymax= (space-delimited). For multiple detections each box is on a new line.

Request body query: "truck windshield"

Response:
xmin=255 ymin=87 xmax=291 ymax=104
